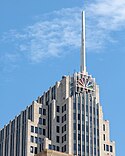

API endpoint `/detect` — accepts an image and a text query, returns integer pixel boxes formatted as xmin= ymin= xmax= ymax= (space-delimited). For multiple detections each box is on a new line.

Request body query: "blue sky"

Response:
xmin=0 ymin=0 xmax=125 ymax=155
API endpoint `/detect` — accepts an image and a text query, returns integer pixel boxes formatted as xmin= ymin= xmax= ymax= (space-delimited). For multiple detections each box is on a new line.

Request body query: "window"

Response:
xmin=74 ymin=123 xmax=76 ymax=130
xmin=86 ymin=125 xmax=89 ymax=132
xmin=34 ymin=147 xmax=37 ymax=154
xmin=73 ymin=113 xmax=76 ymax=120
xmin=94 ymin=138 xmax=96 ymax=145
xmin=62 ymin=124 xmax=66 ymax=133
xmin=78 ymin=134 xmax=81 ymax=140
xmin=43 ymin=119 xmax=46 ymax=125
xmin=39 ymin=138 xmax=42 ymax=144
xmin=104 ymin=144 xmax=105 ymax=151
xmin=31 ymin=136 xmax=34 ymax=143
xmin=103 ymin=134 xmax=105 ymax=141
xmin=56 ymin=116 xmax=60 ymax=123
xmin=53 ymin=145 xmax=56 ymax=150
xmin=56 ymin=126 xmax=60 ymax=133
xmin=57 ymin=146 xmax=60 ymax=151
xmin=106 ymin=145 xmax=109 ymax=151
xmin=43 ymin=129 xmax=46 ymax=136
xmin=39 ymin=108 xmax=42 ymax=114
xmin=35 ymin=127 xmax=38 ymax=133
xmin=62 ymin=114 xmax=66 ymax=123
xmin=103 ymin=124 xmax=105 ymax=131
xmin=78 ymin=103 xmax=80 ymax=110
xmin=43 ymin=109 xmax=46 ymax=115
xmin=78 ymin=124 xmax=80 ymax=130
xmin=49 ymin=145 xmax=52 ymax=150
xmin=56 ymin=106 xmax=60 ymax=112
xmin=30 ymin=146 xmax=33 ymax=153
xmin=62 ymin=104 xmax=66 ymax=113
xmin=35 ymin=137 xmax=38 ymax=143
xmin=39 ymin=118 xmax=42 ymax=125
xmin=73 ymin=103 xmax=76 ymax=109
xmin=78 ymin=114 xmax=80 ymax=120
xmin=62 ymin=134 xmax=66 ymax=143
xmin=39 ymin=128 xmax=42 ymax=135
xmin=63 ymin=145 xmax=66 ymax=152
xmin=86 ymin=146 xmax=89 ymax=153
xmin=110 ymin=146 xmax=113 ymax=152
xmin=31 ymin=126 xmax=34 ymax=133
xmin=56 ymin=136 xmax=60 ymax=143
xmin=74 ymin=133 xmax=76 ymax=140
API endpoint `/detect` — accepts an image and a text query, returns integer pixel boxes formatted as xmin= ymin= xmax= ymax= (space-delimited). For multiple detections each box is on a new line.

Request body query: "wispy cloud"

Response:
xmin=86 ymin=0 xmax=125 ymax=50
xmin=1 ymin=0 xmax=125 ymax=64
xmin=1 ymin=7 xmax=81 ymax=63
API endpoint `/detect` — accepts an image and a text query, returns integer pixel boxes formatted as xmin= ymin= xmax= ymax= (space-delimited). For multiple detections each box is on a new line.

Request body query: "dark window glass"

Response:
xmin=39 ymin=108 xmax=42 ymax=114
xmin=39 ymin=128 xmax=42 ymax=135
xmin=103 ymin=124 xmax=105 ymax=131
xmin=74 ymin=143 xmax=76 ymax=150
xmin=35 ymin=127 xmax=38 ymax=133
xmin=86 ymin=135 xmax=89 ymax=142
xmin=39 ymin=138 xmax=42 ymax=144
xmin=78 ymin=114 xmax=80 ymax=120
xmin=43 ymin=119 xmax=46 ymax=125
xmin=94 ymin=148 xmax=96 ymax=155
xmin=30 ymin=146 xmax=33 ymax=153
xmin=78 ymin=124 xmax=80 ymax=130
xmin=56 ymin=106 xmax=60 ymax=112
xmin=34 ymin=147 xmax=37 ymax=154
xmin=104 ymin=144 xmax=105 ymax=151
xmin=82 ymin=145 xmax=85 ymax=152
xmin=57 ymin=146 xmax=60 ymax=151
xmin=74 ymin=123 xmax=76 ymax=130
xmin=43 ymin=129 xmax=46 ymax=136
xmin=73 ymin=103 xmax=76 ymax=109
xmin=31 ymin=126 xmax=34 ymax=133
xmin=43 ymin=109 xmax=46 ymax=115
xmin=56 ymin=136 xmax=60 ymax=143
xmin=56 ymin=116 xmax=60 ymax=123
xmin=56 ymin=126 xmax=60 ymax=133
xmin=86 ymin=105 xmax=88 ymax=112
xmin=74 ymin=133 xmax=76 ymax=140
xmin=90 ymin=106 xmax=92 ymax=113
xmin=49 ymin=145 xmax=52 ymax=150
xmin=39 ymin=118 xmax=42 ymax=124
xmin=35 ymin=137 xmax=38 ymax=143
xmin=103 ymin=134 xmax=105 ymax=141
xmin=97 ymin=129 xmax=99 ymax=136
xmin=106 ymin=145 xmax=109 ymax=151
xmin=74 ymin=113 xmax=76 ymax=120
xmin=62 ymin=104 xmax=66 ymax=113
xmin=86 ymin=125 xmax=89 ymax=132
xmin=78 ymin=134 xmax=81 ymax=140
xmin=110 ymin=146 xmax=113 ymax=152
xmin=94 ymin=138 xmax=96 ymax=145
xmin=62 ymin=114 xmax=66 ymax=123
xmin=63 ymin=145 xmax=66 ymax=152
xmin=82 ymin=124 xmax=84 ymax=130
xmin=78 ymin=103 xmax=80 ymax=110
xmin=86 ymin=146 xmax=89 ymax=153
xmin=31 ymin=136 xmax=34 ymax=143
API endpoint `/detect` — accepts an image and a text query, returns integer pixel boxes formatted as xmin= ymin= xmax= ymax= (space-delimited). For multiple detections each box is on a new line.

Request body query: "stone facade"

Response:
xmin=35 ymin=149 xmax=73 ymax=156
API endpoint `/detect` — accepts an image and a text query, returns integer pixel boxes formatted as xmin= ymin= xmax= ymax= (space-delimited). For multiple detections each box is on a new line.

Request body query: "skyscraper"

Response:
xmin=0 ymin=11 xmax=115 ymax=156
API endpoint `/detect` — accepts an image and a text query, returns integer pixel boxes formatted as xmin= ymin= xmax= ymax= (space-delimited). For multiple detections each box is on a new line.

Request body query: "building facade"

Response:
xmin=0 ymin=11 xmax=115 ymax=156
xmin=35 ymin=149 xmax=73 ymax=156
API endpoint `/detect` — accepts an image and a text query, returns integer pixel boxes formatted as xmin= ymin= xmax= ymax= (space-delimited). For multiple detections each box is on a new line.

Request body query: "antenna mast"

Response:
xmin=80 ymin=11 xmax=86 ymax=73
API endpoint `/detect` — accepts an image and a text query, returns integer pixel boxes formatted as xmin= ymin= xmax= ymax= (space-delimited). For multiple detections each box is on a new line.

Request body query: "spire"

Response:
xmin=80 ymin=11 xmax=86 ymax=73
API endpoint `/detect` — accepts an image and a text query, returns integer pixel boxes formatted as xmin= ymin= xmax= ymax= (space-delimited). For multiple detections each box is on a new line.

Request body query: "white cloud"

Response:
xmin=1 ymin=0 xmax=125 ymax=64
xmin=86 ymin=0 xmax=125 ymax=49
